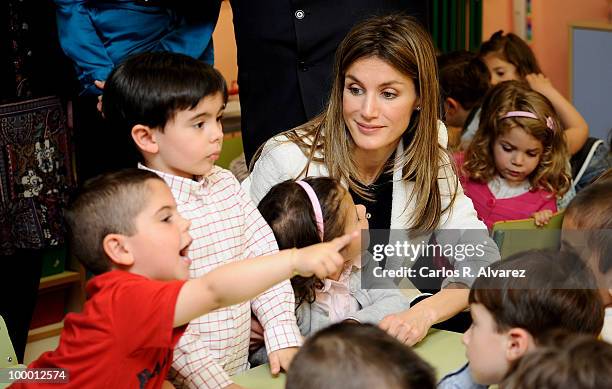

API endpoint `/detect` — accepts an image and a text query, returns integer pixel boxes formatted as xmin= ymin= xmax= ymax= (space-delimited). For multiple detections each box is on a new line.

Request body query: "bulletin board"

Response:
xmin=569 ymin=22 xmax=612 ymax=141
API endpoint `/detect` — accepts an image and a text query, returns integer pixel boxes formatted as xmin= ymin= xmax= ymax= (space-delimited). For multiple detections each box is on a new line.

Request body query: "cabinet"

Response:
xmin=27 ymin=252 xmax=85 ymax=342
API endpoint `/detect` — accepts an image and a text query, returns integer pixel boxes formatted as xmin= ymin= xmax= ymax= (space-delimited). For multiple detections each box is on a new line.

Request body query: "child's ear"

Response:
xmin=444 ymin=97 xmax=459 ymax=116
xmin=131 ymin=124 xmax=159 ymax=154
xmin=505 ymin=328 xmax=533 ymax=362
xmin=103 ymin=233 xmax=135 ymax=267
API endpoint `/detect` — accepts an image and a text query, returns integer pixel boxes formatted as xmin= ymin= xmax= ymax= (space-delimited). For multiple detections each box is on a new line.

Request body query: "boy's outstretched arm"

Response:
xmin=173 ymin=232 xmax=358 ymax=327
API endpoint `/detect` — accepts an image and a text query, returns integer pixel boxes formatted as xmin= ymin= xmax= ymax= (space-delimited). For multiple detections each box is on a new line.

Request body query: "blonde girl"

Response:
xmin=460 ymin=81 xmax=571 ymax=228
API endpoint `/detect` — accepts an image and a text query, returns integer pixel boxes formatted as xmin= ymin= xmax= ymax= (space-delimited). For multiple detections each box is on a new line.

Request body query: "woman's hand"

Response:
xmin=379 ymin=307 xmax=436 ymax=346
xmin=380 ymin=288 xmax=469 ymax=345
xmin=532 ymin=209 xmax=554 ymax=227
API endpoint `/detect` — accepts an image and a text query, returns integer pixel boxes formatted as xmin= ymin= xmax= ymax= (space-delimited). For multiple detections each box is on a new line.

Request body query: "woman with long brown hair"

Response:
xmin=243 ymin=14 xmax=499 ymax=345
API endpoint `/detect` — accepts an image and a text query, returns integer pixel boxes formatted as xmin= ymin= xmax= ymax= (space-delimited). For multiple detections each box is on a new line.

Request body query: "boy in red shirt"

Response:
xmin=13 ymin=169 xmax=353 ymax=388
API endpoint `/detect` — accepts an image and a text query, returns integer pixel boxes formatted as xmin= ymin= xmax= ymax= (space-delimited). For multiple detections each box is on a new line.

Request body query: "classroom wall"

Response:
xmin=213 ymin=1 xmax=238 ymax=87
xmin=482 ymin=0 xmax=609 ymax=98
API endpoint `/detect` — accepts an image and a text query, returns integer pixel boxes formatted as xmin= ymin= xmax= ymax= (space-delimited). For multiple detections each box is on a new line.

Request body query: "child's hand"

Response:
xmin=525 ymin=73 xmax=556 ymax=96
xmin=291 ymin=231 xmax=359 ymax=278
xmin=268 ymin=347 xmax=299 ymax=375
xmin=95 ymin=80 xmax=106 ymax=115
xmin=532 ymin=210 xmax=554 ymax=227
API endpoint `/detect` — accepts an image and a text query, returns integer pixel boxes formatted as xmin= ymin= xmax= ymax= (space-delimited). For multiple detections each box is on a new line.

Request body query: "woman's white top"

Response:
xmin=242 ymin=123 xmax=500 ymax=287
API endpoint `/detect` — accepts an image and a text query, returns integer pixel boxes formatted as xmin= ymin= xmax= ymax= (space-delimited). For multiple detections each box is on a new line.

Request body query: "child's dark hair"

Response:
xmin=502 ymin=331 xmax=612 ymax=389
xmin=103 ymin=52 xmax=228 ymax=159
xmin=564 ymin=173 xmax=612 ymax=274
xmin=438 ymin=50 xmax=490 ymax=112
xmin=286 ymin=322 xmax=436 ymax=389
xmin=258 ymin=177 xmax=347 ymax=307
xmin=469 ymin=249 xmax=604 ymax=342
xmin=64 ymin=169 xmax=164 ymax=274
xmin=479 ymin=30 xmax=541 ymax=78
xmin=464 ymin=80 xmax=571 ymax=196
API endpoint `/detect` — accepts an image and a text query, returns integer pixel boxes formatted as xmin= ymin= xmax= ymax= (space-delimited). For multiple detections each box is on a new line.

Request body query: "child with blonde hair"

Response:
xmin=458 ymin=81 xmax=571 ymax=229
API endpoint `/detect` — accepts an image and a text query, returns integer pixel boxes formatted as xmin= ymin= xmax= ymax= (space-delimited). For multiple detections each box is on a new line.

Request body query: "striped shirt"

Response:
xmin=140 ymin=164 xmax=302 ymax=388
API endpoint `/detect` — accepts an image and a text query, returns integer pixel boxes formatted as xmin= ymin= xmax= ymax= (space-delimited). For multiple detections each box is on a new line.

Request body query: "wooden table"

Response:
xmin=232 ymin=329 xmax=466 ymax=388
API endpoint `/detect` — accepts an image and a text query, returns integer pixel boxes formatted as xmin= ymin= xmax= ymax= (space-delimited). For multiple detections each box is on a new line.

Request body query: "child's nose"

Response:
xmin=511 ymin=153 xmax=524 ymax=166
xmin=179 ymin=214 xmax=192 ymax=231
xmin=211 ymin=121 xmax=223 ymax=143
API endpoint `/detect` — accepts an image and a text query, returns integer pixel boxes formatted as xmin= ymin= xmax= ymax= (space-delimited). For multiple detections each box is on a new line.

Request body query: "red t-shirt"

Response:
xmin=13 ymin=271 xmax=186 ymax=389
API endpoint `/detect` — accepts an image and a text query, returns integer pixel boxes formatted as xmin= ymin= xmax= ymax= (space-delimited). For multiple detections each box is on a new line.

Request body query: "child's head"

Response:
xmin=463 ymin=249 xmax=603 ymax=385
xmin=285 ymin=322 xmax=436 ymax=389
xmin=258 ymin=177 xmax=367 ymax=306
xmin=64 ymin=169 xmax=192 ymax=280
xmin=502 ymin=332 xmax=612 ymax=389
xmin=103 ymin=52 xmax=228 ymax=178
xmin=479 ymin=31 xmax=541 ymax=85
xmin=438 ymin=50 xmax=490 ymax=128
xmin=464 ymin=80 xmax=570 ymax=196
xmin=563 ymin=174 xmax=612 ymax=305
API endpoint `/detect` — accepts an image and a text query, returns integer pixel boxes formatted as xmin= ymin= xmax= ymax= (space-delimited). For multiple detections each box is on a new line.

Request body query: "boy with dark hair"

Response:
xmin=562 ymin=172 xmax=612 ymax=342
xmin=438 ymin=51 xmax=490 ymax=149
xmin=502 ymin=332 xmax=612 ymax=389
xmin=286 ymin=322 xmax=436 ymax=389
xmin=13 ymin=169 xmax=353 ymax=388
xmin=438 ymin=249 xmax=604 ymax=388
xmin=103 ymin=52 xmax=302 ymax=388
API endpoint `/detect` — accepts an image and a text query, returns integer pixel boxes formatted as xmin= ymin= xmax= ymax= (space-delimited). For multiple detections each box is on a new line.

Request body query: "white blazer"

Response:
xmin=242 ymin=123 xmax=500 ymax=286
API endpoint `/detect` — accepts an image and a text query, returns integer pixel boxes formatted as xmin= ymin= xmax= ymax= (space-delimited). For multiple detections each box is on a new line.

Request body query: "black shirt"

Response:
xmin=349 ymin=165 xmax=394 ymax=231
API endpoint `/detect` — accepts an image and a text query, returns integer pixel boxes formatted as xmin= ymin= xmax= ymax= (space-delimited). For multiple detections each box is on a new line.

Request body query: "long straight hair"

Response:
xmin=263 ymin=14 xmax=454 ymax=232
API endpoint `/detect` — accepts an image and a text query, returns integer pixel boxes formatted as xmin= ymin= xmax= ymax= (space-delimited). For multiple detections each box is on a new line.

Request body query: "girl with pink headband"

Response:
xmin=457 ymin=81 xmax=572 ymax=229
xmin=256 ymin=177 xmax=411 ymax=340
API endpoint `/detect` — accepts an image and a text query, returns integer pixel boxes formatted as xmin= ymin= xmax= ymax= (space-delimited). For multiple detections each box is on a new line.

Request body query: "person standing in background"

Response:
xmin=229 ymin=1 xmax=428 ymax=165
xmin=0 ymin=0 xmax=75 ymax=362
xmin=54 ymin=0 xmax=222 ymax=181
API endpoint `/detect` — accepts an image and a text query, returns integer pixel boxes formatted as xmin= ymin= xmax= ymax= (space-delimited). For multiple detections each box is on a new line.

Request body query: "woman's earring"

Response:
xmin=415 ymin=106 xmax=421 ymax=111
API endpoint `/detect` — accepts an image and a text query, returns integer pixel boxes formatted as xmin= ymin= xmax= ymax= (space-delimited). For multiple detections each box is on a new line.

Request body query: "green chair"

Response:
xmin=491 ymin=210 xmax=565 ymax=259
xmin=0 ymin=315 xmax=26 ymax=388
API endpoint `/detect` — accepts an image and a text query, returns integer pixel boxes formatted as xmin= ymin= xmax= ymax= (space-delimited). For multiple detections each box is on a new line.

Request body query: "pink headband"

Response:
xmin=502 ymin=111 xmax=555 ymax=131
xmin=296 ymin=180 xmax=325 ymax=241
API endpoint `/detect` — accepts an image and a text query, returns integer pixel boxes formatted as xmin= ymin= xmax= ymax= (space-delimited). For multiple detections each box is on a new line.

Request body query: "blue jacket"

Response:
xmin=55 ymin=0 xmax=219 ymax=94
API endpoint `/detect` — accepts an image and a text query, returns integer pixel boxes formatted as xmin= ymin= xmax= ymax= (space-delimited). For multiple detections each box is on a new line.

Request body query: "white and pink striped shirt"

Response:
xmin=140 ymin=164 xmax=302 ymax=389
